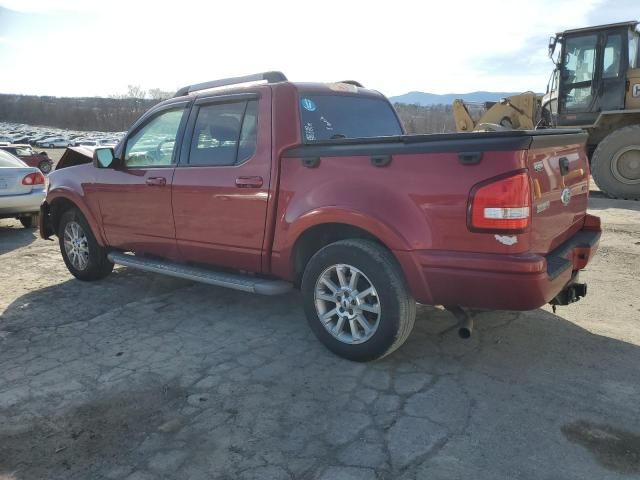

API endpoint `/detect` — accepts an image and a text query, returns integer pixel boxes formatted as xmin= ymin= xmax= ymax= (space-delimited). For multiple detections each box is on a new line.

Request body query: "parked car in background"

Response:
xmin=0 ymin=144 xmax=54 ymax=173
xmin=36 ymin=137 xmax=69 ymax=148
xmin=0 ymin=149 xmax=46 ymax=228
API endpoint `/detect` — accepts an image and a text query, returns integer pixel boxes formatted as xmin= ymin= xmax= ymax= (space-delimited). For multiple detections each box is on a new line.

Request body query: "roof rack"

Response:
xmin=337 ymin=80 xmax=364 ymax=88
xmin=174 ymin=71 xmax=287 ymax=97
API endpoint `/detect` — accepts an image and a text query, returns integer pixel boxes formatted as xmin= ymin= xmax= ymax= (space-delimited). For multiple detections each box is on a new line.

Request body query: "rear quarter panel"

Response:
xmin=271 ymin=149 xmax=531 ymax=280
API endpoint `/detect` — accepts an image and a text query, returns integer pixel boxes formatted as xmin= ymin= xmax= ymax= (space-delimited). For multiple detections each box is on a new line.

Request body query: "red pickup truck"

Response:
xmin=40 ymin=72 xmax=601 ymax=361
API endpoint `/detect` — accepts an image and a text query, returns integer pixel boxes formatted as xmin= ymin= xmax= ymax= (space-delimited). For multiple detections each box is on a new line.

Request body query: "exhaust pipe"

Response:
xmin=444 ymin=305 xmax=474 ymax=339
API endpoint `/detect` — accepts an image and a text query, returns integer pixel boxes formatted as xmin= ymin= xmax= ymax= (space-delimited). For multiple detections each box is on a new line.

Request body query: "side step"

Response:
xmin=107 ymin=252 xmax=293 ymax=295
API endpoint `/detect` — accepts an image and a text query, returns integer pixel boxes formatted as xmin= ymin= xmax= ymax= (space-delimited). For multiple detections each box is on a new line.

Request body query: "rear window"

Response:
xmin=0 ymin=150 xmax=27 ymax=167
xmin=299 ymin=94 xmax=402 ymax=142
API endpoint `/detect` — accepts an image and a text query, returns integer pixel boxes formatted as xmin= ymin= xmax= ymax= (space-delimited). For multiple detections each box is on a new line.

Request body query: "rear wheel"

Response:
xmin=301 ymin=239 xmax=416 ymax=362
xmin=38 ymin=160 xmax=52 ymax=174
xmin=58 ymin=208 xmax=113 ymax=281
xmin=19 ymin=214 xmax=37 ymax=229
xmin=591 ymin=125 xmax=640 ymax=200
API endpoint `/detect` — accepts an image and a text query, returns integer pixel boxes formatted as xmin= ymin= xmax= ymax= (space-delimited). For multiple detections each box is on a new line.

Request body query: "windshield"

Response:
xmin=299 ymin=94 xmax=402 ymax=142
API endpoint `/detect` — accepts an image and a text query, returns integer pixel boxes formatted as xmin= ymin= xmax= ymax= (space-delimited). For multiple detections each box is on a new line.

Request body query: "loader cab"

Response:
xmin=548 ymin=21 xmax=639 ymax=127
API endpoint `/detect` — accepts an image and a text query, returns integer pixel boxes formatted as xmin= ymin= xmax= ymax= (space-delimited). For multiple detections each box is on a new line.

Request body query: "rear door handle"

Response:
xmin=146 ymin=177 xmax=167 ymax=186
xmin=235 ymin=176 xmax=263 ymax=188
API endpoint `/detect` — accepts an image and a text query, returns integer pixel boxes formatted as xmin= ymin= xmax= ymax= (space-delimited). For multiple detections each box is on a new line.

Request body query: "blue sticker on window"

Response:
xmin=301 ymin=98 xmax=316 ymax=112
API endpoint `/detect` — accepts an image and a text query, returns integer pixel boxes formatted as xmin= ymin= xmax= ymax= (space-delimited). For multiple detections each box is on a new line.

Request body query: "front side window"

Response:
xmin=298 ymin=94 xmax=402 ymax=142
xmin=561 ymin=34 xmax=597 ymax=112
xmin=188 ymin=100 xmax=258 ymax=166
xmin=603 ymin=33 xmax=622 ymax=78
xmin=124 ymin=108 xmax=185 ymax=167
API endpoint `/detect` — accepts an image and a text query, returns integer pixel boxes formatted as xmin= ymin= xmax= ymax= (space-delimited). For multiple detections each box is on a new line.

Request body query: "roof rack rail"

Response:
xmin=174 ymin=71 xmax=287 ymax=97
xmin=337 ymin=80 xmax=364 ymax=88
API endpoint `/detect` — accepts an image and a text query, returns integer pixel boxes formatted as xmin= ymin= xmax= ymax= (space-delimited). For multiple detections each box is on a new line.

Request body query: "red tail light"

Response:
xmin=22 ymin=172 xmax=46 ymax=186
xmin=469 ymin=172 xmax=531 ymax=231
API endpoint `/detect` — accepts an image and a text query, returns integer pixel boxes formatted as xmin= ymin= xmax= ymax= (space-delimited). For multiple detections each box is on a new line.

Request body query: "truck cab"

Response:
xmin=546 ymin=21 xmax=640 ymax=127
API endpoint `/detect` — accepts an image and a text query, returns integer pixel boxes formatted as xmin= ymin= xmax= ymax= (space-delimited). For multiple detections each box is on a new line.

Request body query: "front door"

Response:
xmin=95 ymin=105 xmax=189 ymax=258
xmin=598 ymin=30 xmax=627 ymax=112
xmin=171 ymin=91 xmax=271 ymax=272
xmin=558 ymin=33 xmax=599 ymax=125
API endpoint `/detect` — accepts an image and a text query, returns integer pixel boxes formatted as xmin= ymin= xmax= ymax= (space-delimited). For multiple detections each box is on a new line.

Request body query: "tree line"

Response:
xmin=0 ymin=91 xmax=457 ymax=134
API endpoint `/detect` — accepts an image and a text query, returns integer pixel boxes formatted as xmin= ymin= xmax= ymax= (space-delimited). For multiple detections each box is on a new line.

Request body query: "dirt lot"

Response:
xmin=0 ymin=193 xmax=639 ymax=480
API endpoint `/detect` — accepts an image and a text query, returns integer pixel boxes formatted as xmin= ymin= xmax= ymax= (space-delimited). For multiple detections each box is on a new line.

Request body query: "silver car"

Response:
xmin=0 ymin=149 xmax=47 ymax=228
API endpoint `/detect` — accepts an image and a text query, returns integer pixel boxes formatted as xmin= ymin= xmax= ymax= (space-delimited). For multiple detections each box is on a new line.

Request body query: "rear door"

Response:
xmin=526 ymin=132 xmax=590 ymax=254
xmin=171 ymin=91 xmax=271 ymax=272
xmin=94 ymin=104 xmax=189 ymax=259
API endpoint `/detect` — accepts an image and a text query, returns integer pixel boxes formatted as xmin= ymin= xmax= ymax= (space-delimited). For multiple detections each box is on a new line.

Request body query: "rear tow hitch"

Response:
xmin=550 ymin=282 xmax=587 ymax=313
xmin=444 ymin=305 xmax=474 ymax=339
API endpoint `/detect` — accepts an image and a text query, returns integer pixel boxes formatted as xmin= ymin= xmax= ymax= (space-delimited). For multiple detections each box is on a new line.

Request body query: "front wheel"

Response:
xmin=58 ymin=208 xmax=113 ymax=281
xmin=591 ymin=125 xmax=640 ymax=200
xmin=301 ymin=239 xmax=416 ymax=362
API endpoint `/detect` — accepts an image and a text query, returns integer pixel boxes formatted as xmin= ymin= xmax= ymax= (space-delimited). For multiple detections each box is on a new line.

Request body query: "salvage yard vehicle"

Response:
xmin=40 ymin=72 xmax=601 ymax=361
xmin=0 ymin=144 xmax=53 ymax=173
xmin=0 ymin=149 xmax=46 ymax=228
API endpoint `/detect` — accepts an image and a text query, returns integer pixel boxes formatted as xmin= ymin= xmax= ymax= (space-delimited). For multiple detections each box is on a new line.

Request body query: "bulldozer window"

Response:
xmin=562 ymin=34 xmax=597 ymax=112
xmin=603 ymin=34 xmax=622 ymax=78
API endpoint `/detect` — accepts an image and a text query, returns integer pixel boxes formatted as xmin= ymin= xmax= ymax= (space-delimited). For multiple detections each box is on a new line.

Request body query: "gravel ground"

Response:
xmin=0 ymin=194 xmax=638 ymax=480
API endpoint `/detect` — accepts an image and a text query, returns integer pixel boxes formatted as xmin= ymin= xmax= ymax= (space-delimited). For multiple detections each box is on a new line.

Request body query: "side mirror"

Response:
xmin=548 ymin=36 xmax=557 ymax=58
xmin=93 ymin=147 xmax=117 ymax=168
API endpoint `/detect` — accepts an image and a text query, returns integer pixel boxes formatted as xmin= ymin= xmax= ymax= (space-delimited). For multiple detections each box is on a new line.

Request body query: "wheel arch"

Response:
xmin=282 ymin=208 xmax=413 ymax=286
xmin=46 ymin=189 xmax=106 ymax=246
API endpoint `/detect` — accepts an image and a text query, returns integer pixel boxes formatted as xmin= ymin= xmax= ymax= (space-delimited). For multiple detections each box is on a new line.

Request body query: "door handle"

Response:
xmin=146 ymin=177 xmax=167 ymax=186
xmin=235 ymin=176 xmax=263 ymax=188
xmin=559 ymin=157 xmax=570 ymax=176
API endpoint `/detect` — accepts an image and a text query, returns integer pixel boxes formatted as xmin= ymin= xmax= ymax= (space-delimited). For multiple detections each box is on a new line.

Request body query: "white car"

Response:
xmin=36 ymin=137 xmax=69 ymax=148
xmin=0 ymin=149 xmax=47 ymax=228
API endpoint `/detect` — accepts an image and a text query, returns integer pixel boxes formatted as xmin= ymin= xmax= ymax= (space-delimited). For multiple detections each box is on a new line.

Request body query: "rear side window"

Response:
xmin=299 ymin=94 xmax=402 ymax=142
xmin=188 ymin=100 xmax=258 ymax=166
xmin=0 ymin=150 xmax=26 ymax=167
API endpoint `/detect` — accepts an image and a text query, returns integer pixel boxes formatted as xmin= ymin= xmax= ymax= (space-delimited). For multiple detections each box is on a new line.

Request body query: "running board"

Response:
xmin=107 ymin=252 xmax=292 ymax=295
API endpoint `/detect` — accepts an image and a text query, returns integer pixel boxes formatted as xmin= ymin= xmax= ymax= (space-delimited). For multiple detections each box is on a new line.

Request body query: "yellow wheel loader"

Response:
xmin=453 ymin=21 xmax=640 ymax=200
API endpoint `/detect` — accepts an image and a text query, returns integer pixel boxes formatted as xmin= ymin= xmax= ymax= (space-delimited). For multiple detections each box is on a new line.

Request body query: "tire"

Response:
xmin=58 ymin=208 xmax=113 ymax=281
xmin=301 ymin=239 xmax=416 ymax=362
xmin=38 ymin=160 xmax=52 ymax=174
xmin=591 ymin=125 xmax=640 ymax=200
xmin=19 ymin=214 xmax=37 ymax=229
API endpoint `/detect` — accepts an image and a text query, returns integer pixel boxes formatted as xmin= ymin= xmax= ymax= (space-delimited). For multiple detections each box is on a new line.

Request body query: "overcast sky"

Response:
xmin=0 ymin=0 xmax=637 ymax=98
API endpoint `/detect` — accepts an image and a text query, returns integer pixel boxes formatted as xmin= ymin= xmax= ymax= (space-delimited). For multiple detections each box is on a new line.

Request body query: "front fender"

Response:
xmin=46 ymin=187 xmax=107 ymax=246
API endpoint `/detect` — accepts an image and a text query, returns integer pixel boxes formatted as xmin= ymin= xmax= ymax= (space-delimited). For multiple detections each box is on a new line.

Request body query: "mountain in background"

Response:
xmin=389 ymin=91 xmax=522 ymax=106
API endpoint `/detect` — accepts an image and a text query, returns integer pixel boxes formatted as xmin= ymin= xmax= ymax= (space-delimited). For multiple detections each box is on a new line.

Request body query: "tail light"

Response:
xmin=469 ymin=172 xmax=531 ymax=232
xmin=22 ymin=172 xmax=46 ymax=186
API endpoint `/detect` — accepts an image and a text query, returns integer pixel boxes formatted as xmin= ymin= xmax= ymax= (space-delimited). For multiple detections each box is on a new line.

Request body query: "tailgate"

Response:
xmin=527 ymin=132 xmax=590 ymax=254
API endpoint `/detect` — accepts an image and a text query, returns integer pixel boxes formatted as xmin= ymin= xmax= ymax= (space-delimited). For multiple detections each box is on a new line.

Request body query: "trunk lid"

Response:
xmin=526 ymin=132 xmax=590 ymax=254
xmin=0 ymin=167 xmax=36 ymax=196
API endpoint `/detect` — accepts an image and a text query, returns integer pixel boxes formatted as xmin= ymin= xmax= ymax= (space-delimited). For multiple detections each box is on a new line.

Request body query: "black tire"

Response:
xmin=58 ymin=208 xmax=113 ymax=281
xmin=591 ymin=125 xmax=640 ymax=200
xmin=301 ymin=239 xmax=416 ymax=362
xmin=19 ymin=214 xmax=36 ymax=228
xmin=38 ymin=160 xmax=52 ymax=174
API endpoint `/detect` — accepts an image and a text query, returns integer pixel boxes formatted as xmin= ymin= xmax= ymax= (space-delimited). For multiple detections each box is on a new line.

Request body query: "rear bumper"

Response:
xmin=397 ymin=214 xmax=601 ymax=310
xmin=0 ymin=189 xmax=46 ymax=216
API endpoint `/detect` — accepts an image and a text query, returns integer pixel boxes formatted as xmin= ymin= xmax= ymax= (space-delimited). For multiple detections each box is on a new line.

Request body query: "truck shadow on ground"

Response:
xmin=1 ymin=271 xmax=639 ymax=478
xmin=0 ymin=221 xmax=37 ymax=255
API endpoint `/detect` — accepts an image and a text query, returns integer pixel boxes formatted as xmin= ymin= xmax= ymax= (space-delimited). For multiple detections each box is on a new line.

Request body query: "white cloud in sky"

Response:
xmin=0 ymin=0 xmax=634 ymax=97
